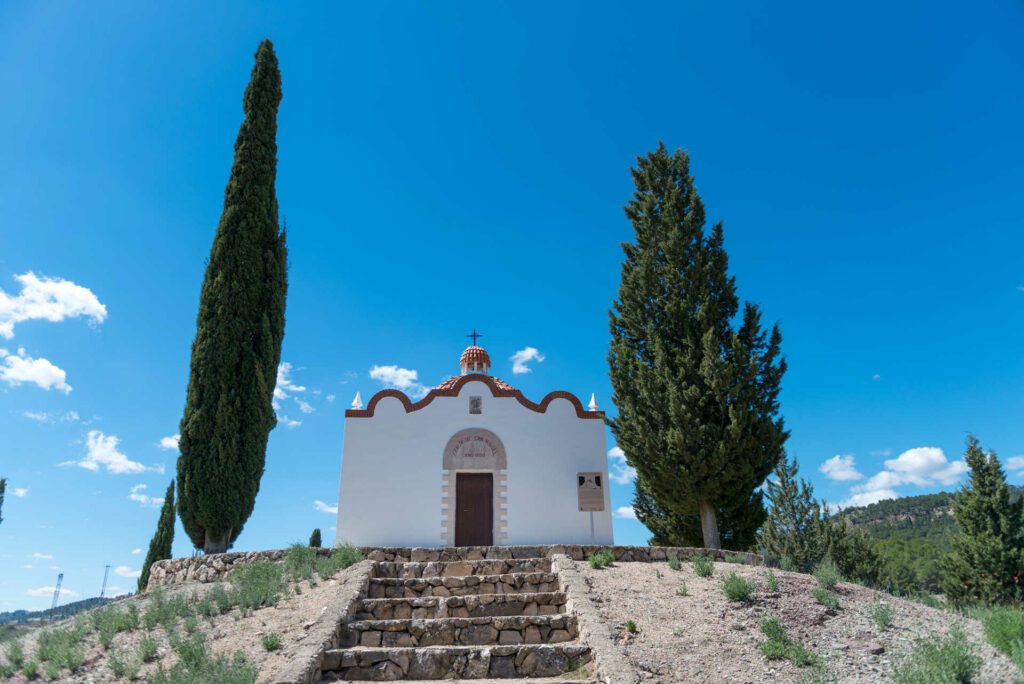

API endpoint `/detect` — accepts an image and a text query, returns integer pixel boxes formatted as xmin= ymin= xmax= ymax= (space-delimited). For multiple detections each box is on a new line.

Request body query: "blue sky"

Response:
xmin=1 ymin=1 xmax=1022 ymax=610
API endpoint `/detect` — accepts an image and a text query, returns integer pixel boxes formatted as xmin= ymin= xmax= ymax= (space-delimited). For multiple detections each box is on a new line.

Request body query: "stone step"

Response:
xmin=367 ymin=572 xmax=560 ymax=598
xmin=332 ymin=679 xmax=597 ymax=683
xmin=355 ymin=592 xmax=568 ymax=620
xmin=372 ymin=558 xmax=552 ymax=579
xmin=338 ymin=614 xmax=578 ymax=648
xmin=322 ymin=644 xmax=592 ymax=680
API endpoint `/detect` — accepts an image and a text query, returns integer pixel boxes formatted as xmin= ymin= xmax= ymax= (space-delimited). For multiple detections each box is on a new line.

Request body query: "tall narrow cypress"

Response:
xmin=138 ymin=480 xmax=176 ymax=593
xmin=608 ymin=143 xmax=787 ymax=549
xmin=178 ymin=40 xmax=287 ymax=554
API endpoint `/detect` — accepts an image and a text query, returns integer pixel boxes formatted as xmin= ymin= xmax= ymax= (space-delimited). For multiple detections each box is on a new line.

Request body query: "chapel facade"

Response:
xmin=335 ymin=345 xmax=614 ymax=547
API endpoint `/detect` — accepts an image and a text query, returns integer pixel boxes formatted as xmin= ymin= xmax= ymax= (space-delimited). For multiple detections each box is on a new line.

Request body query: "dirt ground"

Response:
xmin=577 ymin=558 xmax=1021 ymax=683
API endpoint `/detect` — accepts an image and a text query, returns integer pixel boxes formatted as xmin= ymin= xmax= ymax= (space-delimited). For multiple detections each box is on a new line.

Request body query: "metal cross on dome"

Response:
xmin=467 ymin=328 xmax=483 ymax=345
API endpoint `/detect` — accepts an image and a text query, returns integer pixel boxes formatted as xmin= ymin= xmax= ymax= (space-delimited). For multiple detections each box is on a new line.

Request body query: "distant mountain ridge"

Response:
xmin=837 ymin=485 xmax=1022 ymax=593
xmin=0 ymin=594 xmax=131 ymax=625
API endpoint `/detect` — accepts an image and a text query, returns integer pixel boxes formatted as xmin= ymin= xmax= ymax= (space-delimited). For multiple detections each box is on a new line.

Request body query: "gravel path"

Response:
xmin=578 ymin=558 xmax=1021 ymax=683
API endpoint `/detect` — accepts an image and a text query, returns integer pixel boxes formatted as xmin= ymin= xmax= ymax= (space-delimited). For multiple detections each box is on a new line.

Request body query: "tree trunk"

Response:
xmin=203 ymin=529 xmax=232 ymax=555
xmin=698 ymin=500 xmax=721 ymax=549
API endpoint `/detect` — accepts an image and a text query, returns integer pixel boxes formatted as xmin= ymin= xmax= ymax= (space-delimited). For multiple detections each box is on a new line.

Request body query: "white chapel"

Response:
xmin=335 ymin=343 xmax=614 ymax=548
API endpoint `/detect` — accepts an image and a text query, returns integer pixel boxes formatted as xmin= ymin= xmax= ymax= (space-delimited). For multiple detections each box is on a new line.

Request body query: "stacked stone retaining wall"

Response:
xmin=148 ymin=545 xmax=762 ymax=590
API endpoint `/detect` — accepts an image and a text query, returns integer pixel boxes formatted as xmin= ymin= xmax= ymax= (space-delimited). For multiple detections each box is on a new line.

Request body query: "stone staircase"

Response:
xmin=317 ymin=556 xmax=595 ymax=681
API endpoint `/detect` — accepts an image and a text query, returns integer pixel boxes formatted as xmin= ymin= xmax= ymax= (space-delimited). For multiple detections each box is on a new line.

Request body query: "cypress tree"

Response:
xmin=138 ymin=480 xmax=176 ymax=593
xmin=0 ymin=477 xmax=6 ymax=526
xmin=309 ymin=528 xmax=322 ymax=548
xmin=633 ymin=478 xmax=765 ymax=550
xmin=608 ymin=143 xmax=787 ymax=549
xmin=942 ymin=436 xmax=1024 ymax=605
xmin=177 ymin=39 xmax=287 ymax=554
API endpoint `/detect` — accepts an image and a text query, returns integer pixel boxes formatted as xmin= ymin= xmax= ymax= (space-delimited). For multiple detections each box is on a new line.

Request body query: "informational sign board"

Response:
xmin=577 ymin=472 xmax=605 ymax=512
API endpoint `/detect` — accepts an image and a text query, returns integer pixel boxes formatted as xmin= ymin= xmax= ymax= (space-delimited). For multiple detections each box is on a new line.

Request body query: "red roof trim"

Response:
xmin=346 ymin=373 xmax=605 ymax=420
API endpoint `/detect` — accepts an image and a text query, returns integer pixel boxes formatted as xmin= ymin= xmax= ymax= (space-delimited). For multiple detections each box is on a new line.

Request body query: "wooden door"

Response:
xmin=455 ymin=473 xmax=493 ymax=546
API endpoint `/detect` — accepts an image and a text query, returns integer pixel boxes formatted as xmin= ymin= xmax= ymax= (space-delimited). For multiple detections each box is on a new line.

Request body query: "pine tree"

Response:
xmin=309 ymin=528 xmax=322 ymax=548
xmin=177 ymin=40 xmax=287 ymax=554
xmin=942 ymin=436 xmax=1024 ymax=605
xmin=758 ymin=455 xmax=825 ymax=571
xmin=608 ymin=143 xmax=787 ymax=549
xmin=138 ymin=481 xmax=176 ymax=593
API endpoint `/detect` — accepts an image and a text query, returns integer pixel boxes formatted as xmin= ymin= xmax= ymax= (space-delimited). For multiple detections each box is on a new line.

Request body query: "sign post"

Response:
xmin=577 ymin=472 xmax=605 ymax=544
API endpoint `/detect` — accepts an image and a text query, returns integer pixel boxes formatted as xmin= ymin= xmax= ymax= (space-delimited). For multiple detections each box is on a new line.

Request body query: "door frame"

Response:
xmin=441 ymin=429 xmax=508 ymax=546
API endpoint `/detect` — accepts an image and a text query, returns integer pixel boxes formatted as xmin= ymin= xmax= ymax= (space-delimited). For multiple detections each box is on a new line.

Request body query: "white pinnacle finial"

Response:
xmin=351 ymin=392 xmax=363 ymax=410
xmin=588 ymin=393 xmax=599 ymax=411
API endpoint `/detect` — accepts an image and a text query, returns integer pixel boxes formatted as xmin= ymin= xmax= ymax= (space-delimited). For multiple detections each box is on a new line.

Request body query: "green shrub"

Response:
xmin=780 ymin=557 xmax=797 ymax=572
xmin=758 ymin=617 xmax=817 ymax=668
xmin=692 ymin=555 xmax=714 ymax=578
xmin=283 ymin=543 xmax=317 ymax=582
xmin=231 ymin=561 xmax=284 ymax=612
xmin=149 ymin=633 xmax=259 ymax=684
xmin=262 ymin=632 xmax=282 ymax=651
xmin=668 ymin=557 xmax=682 ymax=571
xmin=108 ymin=649 xmax=140 ymax=680
xmin=625 ymin=620 xmax=637 ymax=634
xmin=588 ymin=549 xmax=615 ymax=569
xmin=92 ymin=606 xmax=137 ymax=649
xmin=315 ymin=543 xmax=365 ymax=580
xmin=725 ymin=554 xmax=745 ymax=564
xmin=0 ymin=663 xmax=13 ymax=678
xmin=767 ymin=569 xmax=779 ymax=591
xmin=812 ymin=588 xmax=839 ymax=610
xmin=979 ymin=606 xmax=1024 ymax=671
xmin=892 ymin=627 xmax=981 ymax=684
xmin=209 ymin=583 xmax=234 ymax=614
xmin=870 ymin=602 xmax=893 ymax=629
xmin=183 ymin=615 xmax=199 ymax=635
xmin=21 ymin=658 xmax=39 ymax=680
xmin=195 ymin=596 xmax=217 ymax=621
xmin=722 ymin=573 xmax=754 ymax=602
xmin=6 ymin=639 xmax=25 ymax=668
xmin=813 ymin=559 xmax=841 ymax=590
xmin=137 ymin=634 xmax=160 ymax=663
xmin=678 ymin=581 xmax=688 ymax=597
xmin=44 ymin=661 xmax=61 ymax=680
xmin=35 ymin=627 xmax=86 ymax=670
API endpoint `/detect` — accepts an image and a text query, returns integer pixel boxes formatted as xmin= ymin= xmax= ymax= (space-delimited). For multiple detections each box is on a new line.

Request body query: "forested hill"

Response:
xmin=0 ymin=594 xmax=131 ymax=625
xmin=838 ymin=485 xmax=1022 ymax=593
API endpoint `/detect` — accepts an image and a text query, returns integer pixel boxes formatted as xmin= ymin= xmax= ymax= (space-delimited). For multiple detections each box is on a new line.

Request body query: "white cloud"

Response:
xmin=326 ymin=394 xmax=336 ymax=403
xmin=613 ymin=506 xmax=638 ymax=520
xmin=59 ymin=430 xmax=163 ymax=475
xmin=1005 ymin=456 xmax=1024 ymax=472
xmin=64 ymin=410 xmax=79 ymax=421
xmin=128 ymin=484 xmax=164 ymax=509
xmin=31 ymin=552 xmax=53 ymax=560
xmin=296 ymin=399 xmax=314 ymax=414
xmin=157 ymin=434 xmax=180 ymax=451
xmin=131 ymin=548 xmax=142 ymax=555
xmin=819 ymin=454 xmax=863 ymax=482
xmin=20 ymin=564 xmax=33 ymax=569
xmin=12 ymin=487 xmax=27 ymax=498
xmin=836 ymin=489 xmax=901 ymax=509
xmin=22 ymin=410 xmax=50 ymax=422
xmin=607 ymin=446 xmax=637 ymax=485
xmin=276 ymin=415 xmax=301 ymax=428
xmin=869 ymin=449 xmax=892 ymax=457
xmin=114 ymin=566 xmax=141 ymax=579
xmin=0 ymin=272 xmax=106 ymax=340
xmin=510 ymin=347 xmax=545 ymax=374
xmin=369 ymin=364 xmax=428 ymax=399
xmin=872 ymin=374 xmax=881 ymax=381
xmin=313 ymin=500 xmax=338 ymax=514
xmin=884 ymin=447 xmax=968 ymax=486
xmin=0 ymin=348 xmax=71 ymax=393
xmin=26 ymin=586 xmax=79 ymax=599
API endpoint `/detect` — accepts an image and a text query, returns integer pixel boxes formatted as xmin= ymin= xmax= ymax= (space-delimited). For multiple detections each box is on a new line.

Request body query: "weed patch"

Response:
xmin=892 ymin=627 xmax=980 ymax=683
xmin=588 ymin=549 xmax=615 ymax=569
xmin=231 ymin=561 xmax=284 ymax=612
xmin=283 ymin=543 xmax=317 ymax=582
xmin=722 ymin=573 xmax=754 ymax=602
xmin=668 ymin=557 xmax=682 ymax=571
xmin=150 ymin=631 xmax=259 ymax=684
xmin=108 ymin=648 xmax=141 ymax=680
xmin=692 ymin=555 xmax=714 ymax=578
xmin=767 ymin=569 xmax=779 ymax=591
xmin=625 ymin=620 xmax=637 ymax=634
xmin=813 ymin=559 xmax=841 ymax=590
xmin=812 ymin=588 xmax=839 ymax=610
xmin=678 ymin=581 xmax=688 ymax=597
xmin=978 ymin=606 xmax=1024 ymax=672
xmin=316 ymin=543 xmax=364 ymax=580
xmin=758 ymin=617 xmax=817 ymax=668
xmin=262 ymin=632 xmax=282 ymax=651
xmin=870 ymin=602 xmax=893 ymax=629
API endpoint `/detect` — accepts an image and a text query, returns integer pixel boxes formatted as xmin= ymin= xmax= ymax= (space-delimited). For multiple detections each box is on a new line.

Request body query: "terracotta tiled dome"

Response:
xmin=460 ymin=345 xmax=491 ymax=369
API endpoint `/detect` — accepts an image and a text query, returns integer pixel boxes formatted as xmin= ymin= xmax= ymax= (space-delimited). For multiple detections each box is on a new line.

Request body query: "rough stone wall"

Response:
xmin=147 ymin=545 xmax=761 ymax=591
